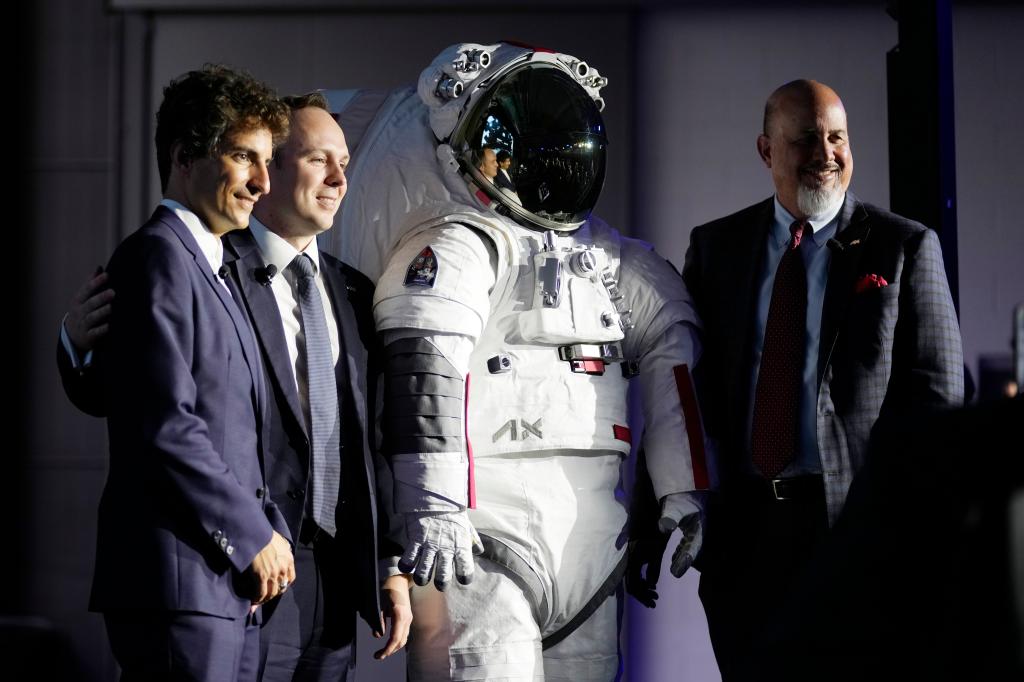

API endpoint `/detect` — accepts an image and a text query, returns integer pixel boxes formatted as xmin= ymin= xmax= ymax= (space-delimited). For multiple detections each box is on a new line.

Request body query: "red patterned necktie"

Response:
xmin=751 ymin=220 xmax=807 ymax=479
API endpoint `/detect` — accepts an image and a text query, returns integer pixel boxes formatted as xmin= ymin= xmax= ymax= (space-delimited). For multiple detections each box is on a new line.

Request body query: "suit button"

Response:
xmin=213 ymin=530 xmax=223 ymax=540
xmin=256 ymin=487 xmax=265 ymax=499
xmin=226 ymin=545 xmax=234 ymax=556
xmin=219 ymin=537 xmax=228 ymax=549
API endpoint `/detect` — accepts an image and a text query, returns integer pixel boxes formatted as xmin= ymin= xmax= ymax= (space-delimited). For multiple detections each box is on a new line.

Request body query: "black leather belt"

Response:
xmin=723 ymin=474 xmax=825 ymax=503
xmin=767 ymin=474 xmax=825 ymax=502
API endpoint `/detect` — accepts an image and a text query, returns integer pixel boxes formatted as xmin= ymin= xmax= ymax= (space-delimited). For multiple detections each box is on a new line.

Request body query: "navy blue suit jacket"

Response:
xmin=494 ymin=168 xmax=516 ymax=193
xmin=89 ymin=207 xmax=288 ymax=619
xmin=223 ymin=229 xmax=400 ymax=631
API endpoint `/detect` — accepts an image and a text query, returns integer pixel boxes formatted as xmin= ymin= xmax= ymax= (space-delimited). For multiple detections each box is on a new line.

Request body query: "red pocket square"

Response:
xmin=855 ymin=273 xmax=888 ymax=293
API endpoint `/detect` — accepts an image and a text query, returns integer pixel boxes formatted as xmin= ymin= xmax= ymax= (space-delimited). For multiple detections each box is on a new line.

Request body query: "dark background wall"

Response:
xmin=14 ymin=2 xmax=1022 ymax=680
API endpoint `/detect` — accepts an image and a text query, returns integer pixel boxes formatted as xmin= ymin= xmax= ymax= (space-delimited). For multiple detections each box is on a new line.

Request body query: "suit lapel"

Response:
xmin=319 ymin=258 xmax=369 ymax=435
xmin=818 ymin=192 xmax=872 ymax=384
xmin=225 ymin=231 xmax=307 ymax=437
xmin=726 ymin=199 xmax=773 ymax=396
xmin=158 ymin=210 xmax=266 ymax=419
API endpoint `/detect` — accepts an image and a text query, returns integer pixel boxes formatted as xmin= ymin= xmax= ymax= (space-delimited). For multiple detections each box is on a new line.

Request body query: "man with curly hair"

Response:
xmin=85 ymin=64 xmax=294 ymax=681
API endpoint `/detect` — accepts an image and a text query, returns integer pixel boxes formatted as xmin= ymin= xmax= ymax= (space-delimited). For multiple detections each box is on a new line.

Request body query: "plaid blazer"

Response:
xmin=683 ymin=192 xmax=964 ymax=522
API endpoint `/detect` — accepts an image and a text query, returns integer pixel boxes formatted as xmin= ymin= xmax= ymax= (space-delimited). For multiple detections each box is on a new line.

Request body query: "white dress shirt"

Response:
xmin=248 ymin=218 xmax=341 ymax=426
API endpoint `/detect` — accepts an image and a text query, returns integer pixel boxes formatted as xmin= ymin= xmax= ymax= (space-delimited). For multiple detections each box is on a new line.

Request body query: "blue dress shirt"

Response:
xmin=748 ymin=196 xmax=842 ymax=476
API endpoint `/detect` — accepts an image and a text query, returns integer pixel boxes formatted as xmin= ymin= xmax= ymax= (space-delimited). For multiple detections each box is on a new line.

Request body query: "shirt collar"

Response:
xmin=771 ymin=194 xmax=844 ymax=248
xmin=248 ymin=217 xmax=322 ymax=276
xmin=159 ymin=198 xmax=224 ymax=274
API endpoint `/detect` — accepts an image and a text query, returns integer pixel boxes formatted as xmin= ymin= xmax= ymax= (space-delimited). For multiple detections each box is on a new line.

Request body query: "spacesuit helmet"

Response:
xmin=419 ymin=42 xmax=609 ymax=233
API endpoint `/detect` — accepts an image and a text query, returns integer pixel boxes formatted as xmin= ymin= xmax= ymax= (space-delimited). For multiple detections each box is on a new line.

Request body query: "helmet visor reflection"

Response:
xmin=459 ymin=63 xmax=607 ymax=228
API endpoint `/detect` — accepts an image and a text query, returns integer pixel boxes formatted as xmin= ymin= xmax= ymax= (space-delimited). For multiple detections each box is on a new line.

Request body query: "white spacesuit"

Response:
xmin=330 ymin=43 xmax=711 ymax=681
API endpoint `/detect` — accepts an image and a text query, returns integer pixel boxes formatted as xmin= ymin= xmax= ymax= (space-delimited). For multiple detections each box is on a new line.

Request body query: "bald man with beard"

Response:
xmin=635 ymin=80 xmax=963 ymax=680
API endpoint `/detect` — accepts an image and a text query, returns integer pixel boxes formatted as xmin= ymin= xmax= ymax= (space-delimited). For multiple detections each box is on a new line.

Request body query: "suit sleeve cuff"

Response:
xmin=212 ymin=517 xmax=275 ymax=575
xmin=378 ymin=556 xmax=403 ymax=581
xmin=59 ymin=315 xmax=93 ymax=369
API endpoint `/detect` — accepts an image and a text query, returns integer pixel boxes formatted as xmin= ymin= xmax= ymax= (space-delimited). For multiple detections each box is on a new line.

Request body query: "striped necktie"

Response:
xmin=290 ymin=254 xmax=341 ymax=537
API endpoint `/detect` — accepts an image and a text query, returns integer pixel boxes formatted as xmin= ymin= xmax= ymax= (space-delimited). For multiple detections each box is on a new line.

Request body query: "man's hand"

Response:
xmin=66 ymin=268 xmax=115 ymax=351
xmin=399 ymin=510 xmax=482 ymax=590
xmin=373 ymin=574 xmax=413 ymax=660
xmin=249 ymin=530 xmax=295 ymax=605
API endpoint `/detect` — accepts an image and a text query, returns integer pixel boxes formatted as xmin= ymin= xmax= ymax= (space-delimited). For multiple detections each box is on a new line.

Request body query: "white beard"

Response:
xmin=796 ymin=181 xmax=844 ymax=219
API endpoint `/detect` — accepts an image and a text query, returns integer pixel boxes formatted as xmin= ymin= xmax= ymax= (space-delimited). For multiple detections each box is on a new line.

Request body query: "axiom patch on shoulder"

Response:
xmin=404 ymin=246 xmax=438 ymax=287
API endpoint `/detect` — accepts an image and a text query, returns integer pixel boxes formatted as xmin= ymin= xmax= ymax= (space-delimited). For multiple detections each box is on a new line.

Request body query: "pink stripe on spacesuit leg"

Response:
xmin=465 ymin=373 xmax=476 ymax=509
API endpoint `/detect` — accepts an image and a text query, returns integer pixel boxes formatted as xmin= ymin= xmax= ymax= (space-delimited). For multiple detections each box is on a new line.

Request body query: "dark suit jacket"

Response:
xmin=89 ymin=206 xmax=287 ymax=618
xmin=222 ymin=229 xmax=399 ymax=630
xmin=683 ymin=192 xmax=964 ymax=521
xmin=495 ymin=168 xmax=516 ymax=193
xmin=762 ymin=396 xmax=1023 ymax=681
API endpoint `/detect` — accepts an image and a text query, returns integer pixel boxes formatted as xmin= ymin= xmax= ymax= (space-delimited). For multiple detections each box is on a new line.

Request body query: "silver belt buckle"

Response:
xmin=770 ymin=478 xmax=790 ymax=501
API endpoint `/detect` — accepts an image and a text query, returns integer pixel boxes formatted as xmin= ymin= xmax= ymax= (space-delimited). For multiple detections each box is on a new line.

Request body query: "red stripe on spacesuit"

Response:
xmin=500 ymin=40 xmax=556 ymax=54
xmin=674 ymin=364 xmax=709 ymax=490
xmin=474 ymin=188 xmax=492 ymax=208
xmin=613 ymin=424 xmax=632 ymax=443
xmin=465 ymin=373 xmax=476 ymax=509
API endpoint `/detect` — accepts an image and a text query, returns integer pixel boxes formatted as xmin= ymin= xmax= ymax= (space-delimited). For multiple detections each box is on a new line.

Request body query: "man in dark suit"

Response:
xmin=639 ymin=79 xmax=964 ymax=680
xmin=494 ymin=149 xmax=517 ymax=193
xmin=224 ymin=93 xmax=410 ymax=680
xmin=59 ymin=92 xmax=411 ymax=681
xmin=84 ymin=65 xmax=295 ymax=681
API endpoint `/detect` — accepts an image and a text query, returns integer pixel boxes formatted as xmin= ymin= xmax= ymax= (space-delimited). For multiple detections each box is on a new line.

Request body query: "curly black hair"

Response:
xmin=155 ymin=64 xmax=289 ymax=191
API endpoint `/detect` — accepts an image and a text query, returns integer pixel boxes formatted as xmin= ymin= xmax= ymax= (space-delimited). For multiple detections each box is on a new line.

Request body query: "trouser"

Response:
xmin=406 ymin=453 xmax=627 ymax=681
xmin=258 ymin=521 xmax=357 ymax=682
xmin=697 ymin=475 xmax=829 ymax=681
xmin=105 ymin=609 xmax=260 ymax=682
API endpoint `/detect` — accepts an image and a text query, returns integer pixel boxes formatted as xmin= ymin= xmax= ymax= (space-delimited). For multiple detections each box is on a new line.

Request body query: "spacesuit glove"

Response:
xmin=659 ymin=492 xmax=705 ymax=578
xmin=399 ymin=510 xmax=483 ymax=591
xmin=625 ymin=535 xmax=670 ymax=609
